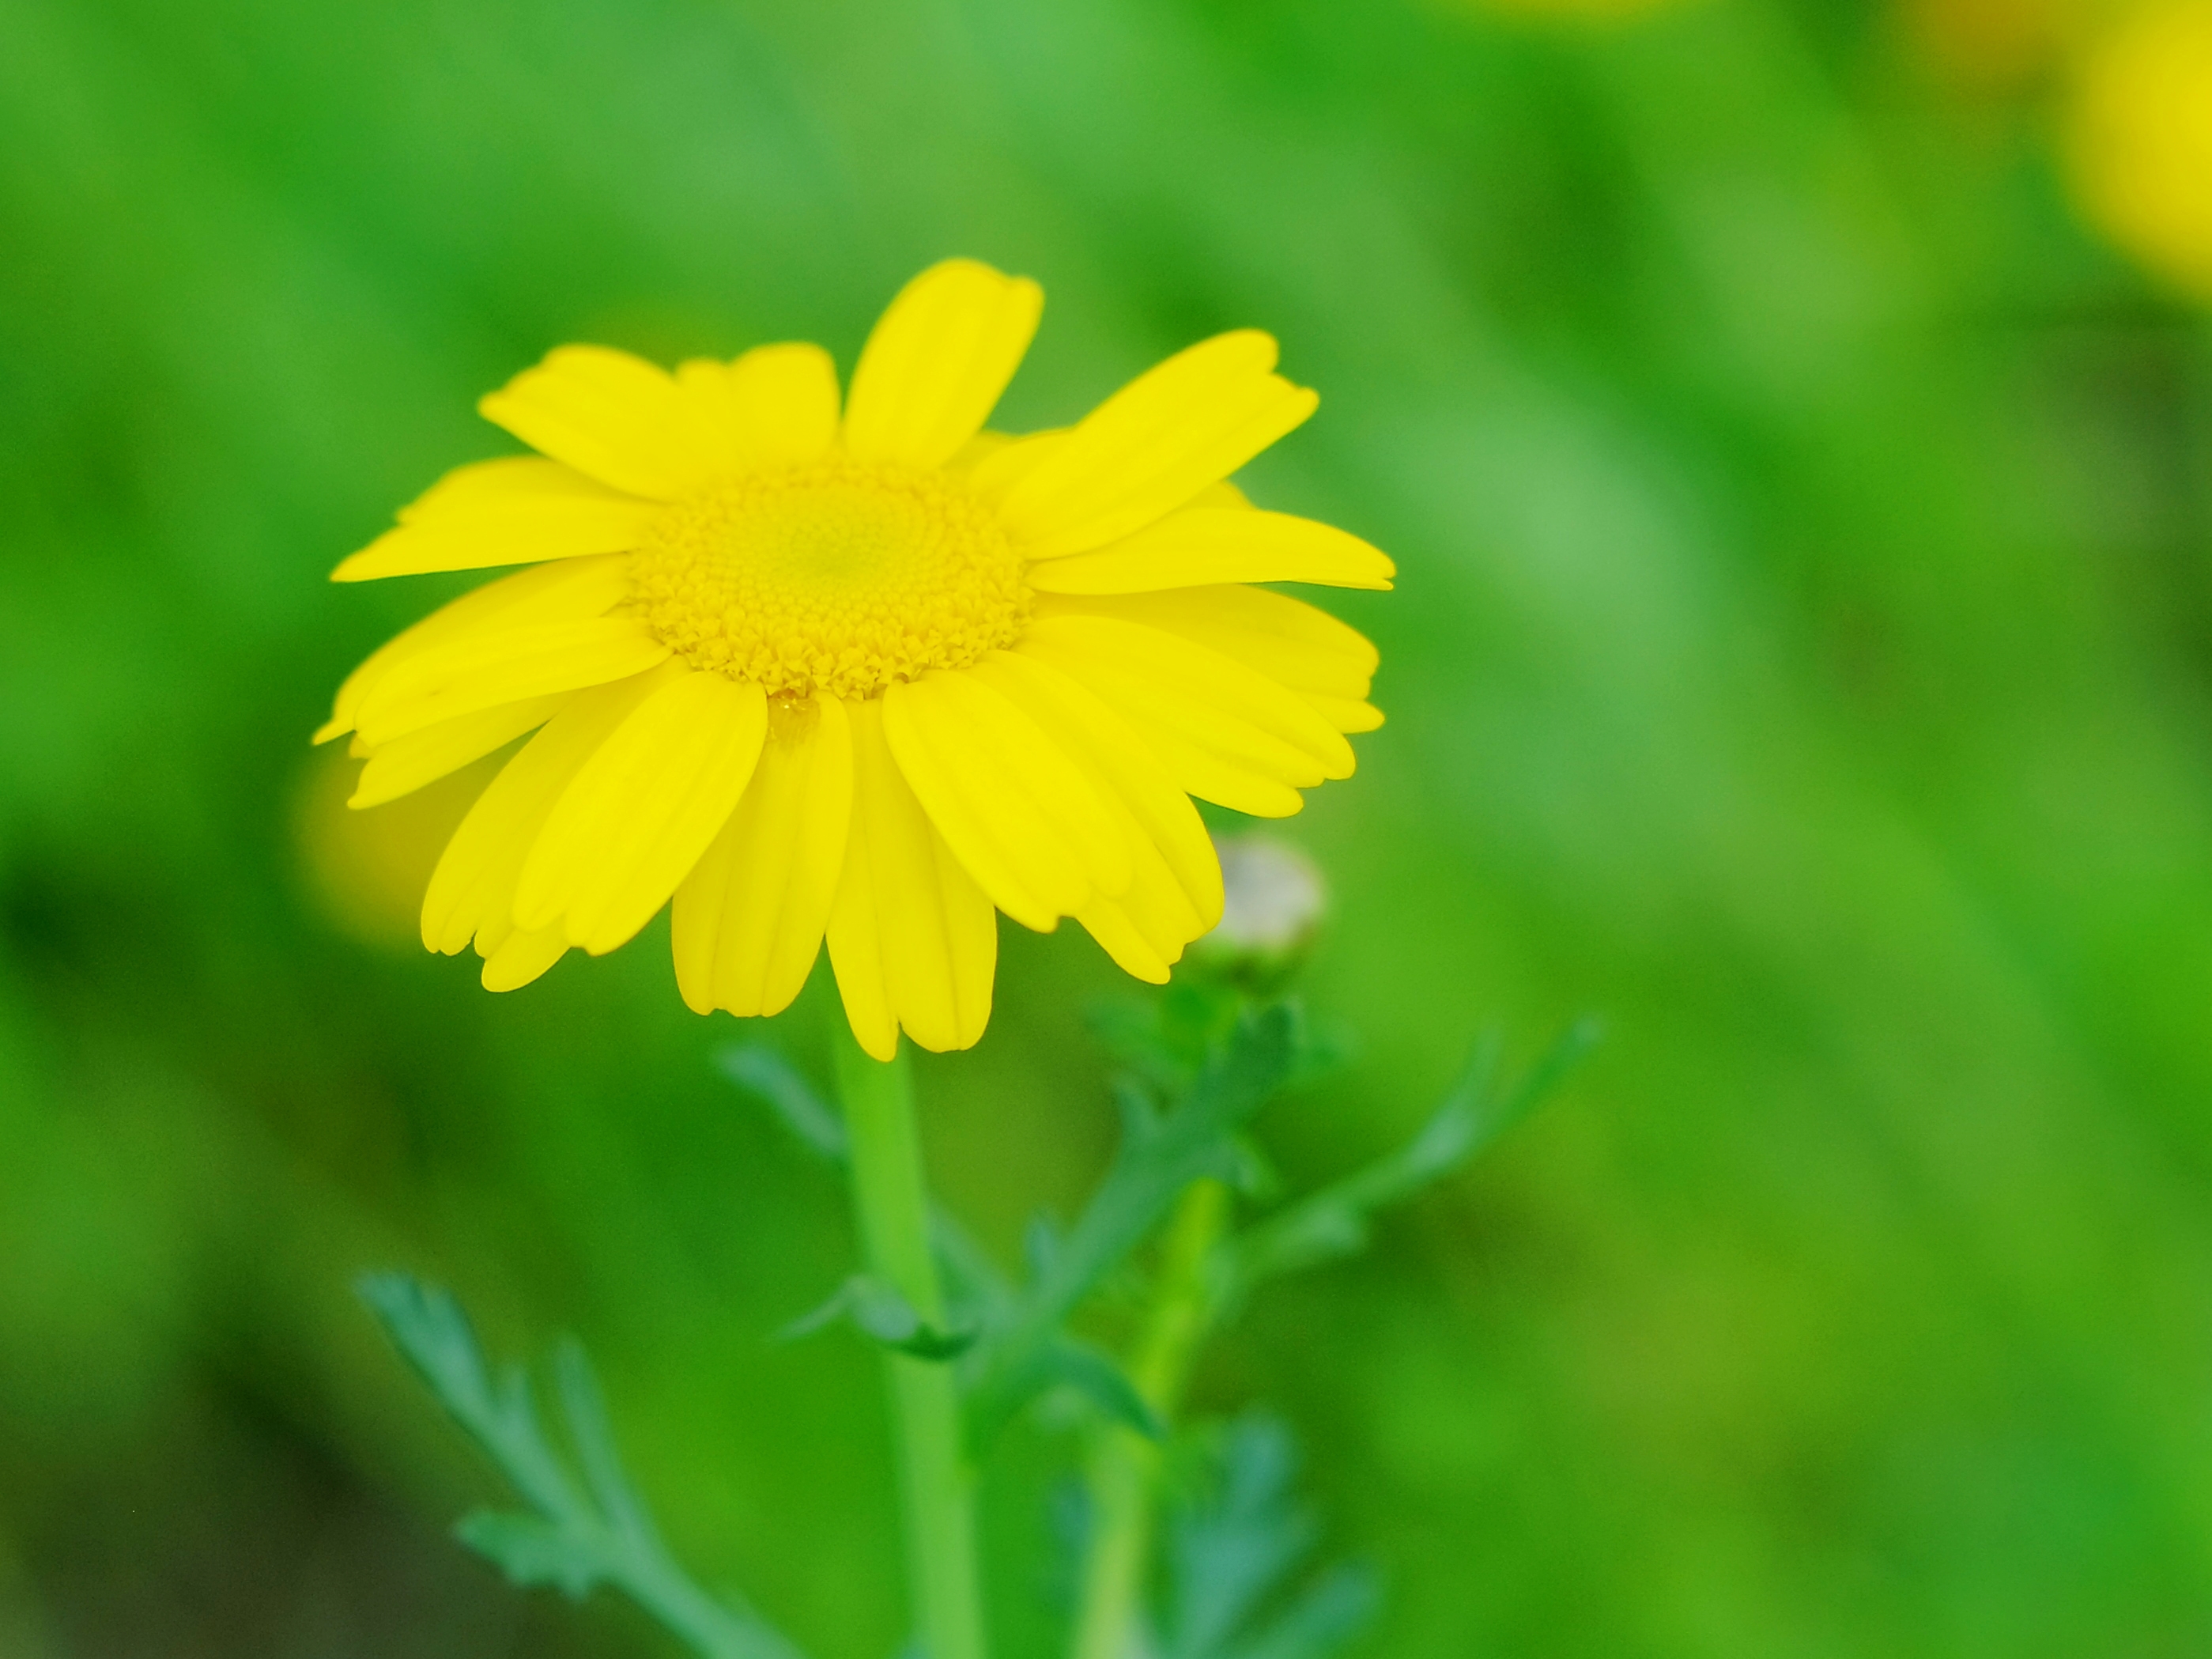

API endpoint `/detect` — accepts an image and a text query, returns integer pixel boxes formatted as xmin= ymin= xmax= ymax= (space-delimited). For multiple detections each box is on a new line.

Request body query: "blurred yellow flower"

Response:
xmin=1901 ymin=0 xmax=2063 ymax=88
xmin=318 ymin=260 xmax=1388 ymax=1059
xmin=292 ymin=743 xmax=504 ymax=950
xmin=2066 ymin=1 xmax=2212 ymax=300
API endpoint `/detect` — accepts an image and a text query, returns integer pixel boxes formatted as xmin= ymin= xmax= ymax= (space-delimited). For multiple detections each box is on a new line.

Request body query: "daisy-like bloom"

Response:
xmin=317 ymin=260 xmax=1388 ymax=1059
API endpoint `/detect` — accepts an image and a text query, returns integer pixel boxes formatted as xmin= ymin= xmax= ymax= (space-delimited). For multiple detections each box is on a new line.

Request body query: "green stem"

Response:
xmin=835 ymin=1036 xmax=989 ymax=1659
xmin=1070 ymin=1178 xmax=1230 ymax=1659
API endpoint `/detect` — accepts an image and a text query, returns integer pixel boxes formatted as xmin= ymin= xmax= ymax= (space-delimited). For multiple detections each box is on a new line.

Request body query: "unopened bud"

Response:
xmin=1195 ymin=834 xmax=1327 ymax=973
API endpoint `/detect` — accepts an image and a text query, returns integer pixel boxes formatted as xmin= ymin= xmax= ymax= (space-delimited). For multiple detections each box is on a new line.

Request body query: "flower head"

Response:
xmin=319 ymin=260 xmax=1389 ymax=1058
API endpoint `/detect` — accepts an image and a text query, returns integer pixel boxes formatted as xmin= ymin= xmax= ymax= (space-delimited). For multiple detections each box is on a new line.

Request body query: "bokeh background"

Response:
xmin=6 ymin=0 xmax=2212 ymax=1651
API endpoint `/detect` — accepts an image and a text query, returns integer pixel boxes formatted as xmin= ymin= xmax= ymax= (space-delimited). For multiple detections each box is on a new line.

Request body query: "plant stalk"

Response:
xmin=1070 ymin=1177 xmax=1231 ymax=1659
xmin=835 ymin=1035 xmax=988 ymax=1659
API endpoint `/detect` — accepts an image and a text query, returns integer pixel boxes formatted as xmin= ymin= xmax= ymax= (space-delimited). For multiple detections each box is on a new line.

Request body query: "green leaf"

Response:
xmin=359 ymin=1271 xmax=497 ymax=1427
xmin=932 ymin=1215 xmax=1018 ymax=1327
xmin=455 ymin=1510 xmax=606 ymax=1598
xmin=780 ymin=1275 xmax=978 ymax=1361
xmin=1023 ymin=1211 xmax=1066 ymax=1281
xmin=554 ymin=1339 xmax=655 ymax=1543
xmin=1217 ymin=1016 xmax=1600 ymax=1306
xmin=1159 ymin=1415 xmax=1375 ymax=1659
xmin=715 ymin=1044 xmax=1014 ymax=1321
xmin=1035 ymin=1336 xmax=1166 ymax=1440
xmin=359 ymin=1272 xmax=583 ymax=1519
xmin=360 ymin=1273 xmax=806 ymax=1659
xmin=1088 ymin=980 xmax=1244 ymax=1090
xmin=716 ymin=1043 xmax=847 ymax=1161
xmin=963 ymin=1003 xmax=1301 ymax=1449
xmin=1216 ymin=1565 xmax=1379 ymax=1659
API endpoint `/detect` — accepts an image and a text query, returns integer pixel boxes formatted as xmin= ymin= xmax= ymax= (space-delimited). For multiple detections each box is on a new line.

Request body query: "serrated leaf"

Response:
xmin=852 ymin=1284 xmax=979 ymax=1361
xmin=1222 ymin=1134 xmax=1281 ymax=1200
xmin=1165 ymin=1416 xmax=1315 ymax=1659
xmin=1217 ymin=1563 xmax=1380 ymax=1659
xmin=1278 ymin=1018 xmax=1357 ymax=1094
xmin=964 ymin=1004 xmax=1301 ymax=1449
xmin=360 ymin=1273 xmax=583 ymax=1520
xmin=1040 ymin=1337 xmax=1165 ymax=1440
xmin=1112 ymin=1075 xmax=1163 ymax=1143
xmin=1160 ymin=1415 xmax=1373 ymax=1659
xmin=359 ymin=1272 xmax=496 ymax=1427
xmin=362 ymin=1273 xmax=808 ymax=1659
xmin=932 ymin=1210 xmax=1018 ymax=1325
xmin=1217 ymin=1018 xmax=1599 ymax=1306
xmin=457 ymin=1510 xmax=606 ymax=1598
xmin=716 ymin=1044 xmax=847 ymax=1161
xmin=554 ymin=1340 xmax=654 ymax=1543
xmin=1024 ymin=1212 xmax=1065 ymax=1282
xmin=715 ymin=1046 xmax=1012 ymax=1324
xmin=780 ymin=1275 xmax=976 ymax=1360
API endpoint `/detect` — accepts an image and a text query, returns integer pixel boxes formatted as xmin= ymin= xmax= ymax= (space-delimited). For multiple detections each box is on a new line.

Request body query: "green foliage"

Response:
xmin=718 ymin=1041 xmax=1016 ymax=1318
xmin=379 ymin=998 xmax=1572 ymax=1656
xmin=720 ymin=1009 xmax=1330 ymax=1448
xmin=779 ymin=1274 xmax=979 ymax=1362
xmin=715 ymin=1045 xmax=847 ymax=1164
xmin=961 ymin=1003 xmax=1303 ymax=1449
xmin=359 ymin=1274 xmax=803 ymax=1659
xmin=1217 ymin=1017 xmax=1601 ymax=1308
xmin=1157 ymin=1416 xmax=1377 ymax=1659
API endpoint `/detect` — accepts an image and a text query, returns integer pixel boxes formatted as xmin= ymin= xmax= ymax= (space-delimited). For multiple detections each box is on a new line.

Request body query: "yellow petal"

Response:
xmin=349 ymin=693 xmax=570 ymax=809
xmin=1055 ymin=586 xmax=1383 ymax=736
xmin=1014 ymin=631 xmax=1318 ymax=818
xmin=826 ymin=698 xmax=997 ymax=1058
xmin=675 ymin=343 xmax=842 ymax=469
xmin=967 ymin=649 xmax=1221 ymax=929
xmin=943 ymin=428 xmax=1029 ymax=478
xmin=1045 ymin=587 xmax=1377 ymax=697
xmin=333 ymin=459 xmax=659 ymax=582
xmin=989 ymin=331 xmax=1317 ymax=561
xmin=968 ymin=650 xmax=1214 ymax=982
xmin=481 ymin=922 xmax=569 ymax=992
xmin=1027 ymin=508 xmax=1393 ymax=595
xmin=479 ymin=345 xmax=718 ymax=500
xmin=842 ymin=259 xmax=1044 ymax=470
xmin=355 ymin=618 xmax=670 ymax=747
xmin=515 ymin=671 xmax=769 ymax=954
xmin=1022 ymin=610 xmax=1353 ymax=794
xmin=671 ymin=693 xmax=853 ymax=1018
xmin=316 ymin=554 xmax=632 ymax=743
xmin=965 ymin=429 xmax=1069 ymax=499
xmin=421 ymin=666 xmax=681 ymax=958
xmin=1074 ymin=893 xmax=1175 ymax=984
xmin=881 ymin=671 xmax=1131 ymax=932
xmin=1304 ymin=694 xmax=1385 ymax=734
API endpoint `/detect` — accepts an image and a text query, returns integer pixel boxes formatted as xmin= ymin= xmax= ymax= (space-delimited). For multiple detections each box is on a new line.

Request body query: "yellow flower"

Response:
xmin=2066 ymin=1 xmax=2212 ymax=302
xmin=318 ymin=260 xmax=1389 ymax=1059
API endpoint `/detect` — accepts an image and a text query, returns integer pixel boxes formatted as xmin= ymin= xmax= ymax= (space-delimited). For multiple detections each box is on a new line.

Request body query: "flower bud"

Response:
xmin=1192 ymin=834 xmax=1327 ymax=981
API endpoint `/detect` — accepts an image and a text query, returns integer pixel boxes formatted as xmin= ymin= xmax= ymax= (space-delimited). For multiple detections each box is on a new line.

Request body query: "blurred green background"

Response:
xmin=5 ymin=0 xmax=2212 ymax=1651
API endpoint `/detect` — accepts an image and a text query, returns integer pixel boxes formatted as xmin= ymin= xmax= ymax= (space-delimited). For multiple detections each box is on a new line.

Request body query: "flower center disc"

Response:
xmin=629 ymin=462 xmax=1030 ymax=699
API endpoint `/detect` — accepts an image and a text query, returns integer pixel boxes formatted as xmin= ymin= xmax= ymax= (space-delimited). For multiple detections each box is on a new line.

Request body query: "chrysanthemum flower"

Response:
xmin=318 ymin=260 xmax=1388 ymax=1059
